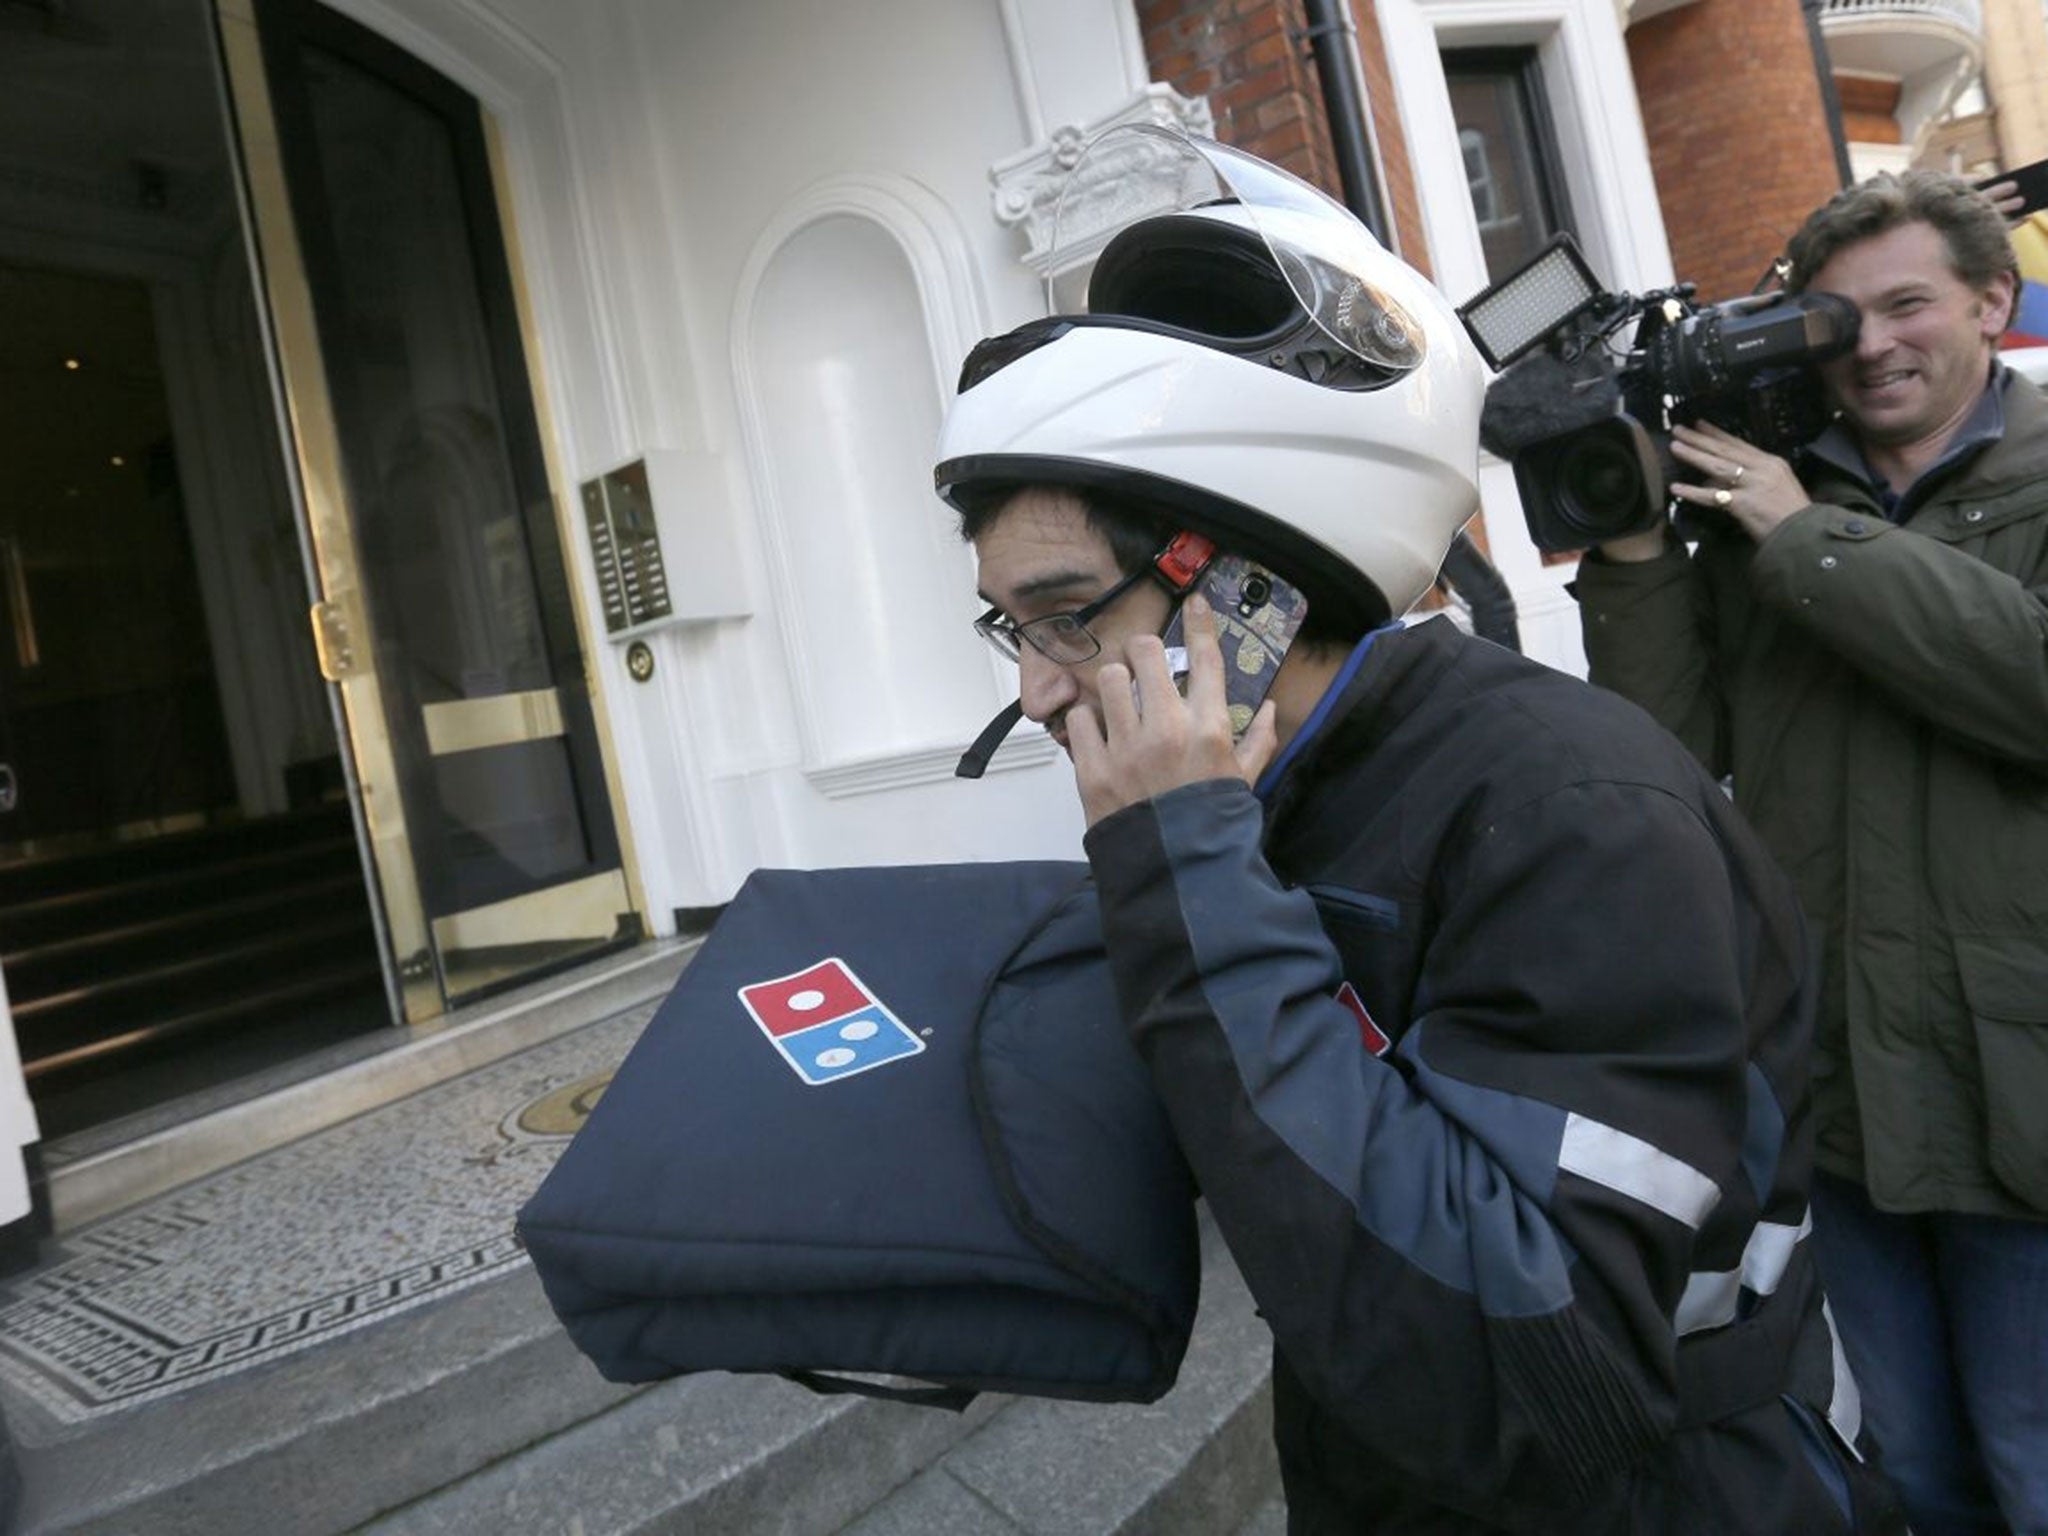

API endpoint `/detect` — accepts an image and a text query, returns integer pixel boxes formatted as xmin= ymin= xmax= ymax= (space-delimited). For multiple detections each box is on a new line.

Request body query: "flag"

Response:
xmin=2006 ymin=211 xmax=2048 ymax=347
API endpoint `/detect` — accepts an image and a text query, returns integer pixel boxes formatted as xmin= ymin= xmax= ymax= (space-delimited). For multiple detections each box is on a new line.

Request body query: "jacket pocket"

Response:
xmin=1303 ymin=883 xmax=1401 ymax=931
xmin=1956 ymin=936 xmax=2048 ymax=1213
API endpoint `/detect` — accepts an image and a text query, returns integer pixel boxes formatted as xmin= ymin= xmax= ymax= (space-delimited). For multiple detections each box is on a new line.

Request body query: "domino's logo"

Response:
xmin=738 ymin=958 xmax=925 ymax=1086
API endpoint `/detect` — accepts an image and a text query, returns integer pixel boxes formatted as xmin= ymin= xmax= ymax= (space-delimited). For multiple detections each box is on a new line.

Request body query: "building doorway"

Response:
xmin=0 ymin=0 xmax=383 ymax=1137
xmin=0 ymin=0 xmax=637 ymax=1141
xmin=226 ymin=0 xmax=638 ymax=1024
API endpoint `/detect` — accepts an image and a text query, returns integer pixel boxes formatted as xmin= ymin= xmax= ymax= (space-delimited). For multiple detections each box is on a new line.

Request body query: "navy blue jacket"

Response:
xmin=1084 ymin=617 xmax=1901 ymax=1533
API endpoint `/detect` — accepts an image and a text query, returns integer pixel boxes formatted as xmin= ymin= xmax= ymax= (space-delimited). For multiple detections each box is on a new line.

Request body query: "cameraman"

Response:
xmin=1576 ymin=170 xmax=2048 ymax=1536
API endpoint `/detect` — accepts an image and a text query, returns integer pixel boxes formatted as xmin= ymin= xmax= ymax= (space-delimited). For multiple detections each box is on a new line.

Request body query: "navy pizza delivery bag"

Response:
xmin=515 ymin=861 xmax=1200 ymax=1405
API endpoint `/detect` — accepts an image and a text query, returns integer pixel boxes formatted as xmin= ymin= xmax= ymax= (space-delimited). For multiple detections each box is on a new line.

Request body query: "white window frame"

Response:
xmin=1375 ymin=0 xmax=1676 ymax=674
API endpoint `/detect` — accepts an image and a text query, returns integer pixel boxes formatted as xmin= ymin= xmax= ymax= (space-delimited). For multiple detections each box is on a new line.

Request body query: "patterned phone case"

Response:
xmin=1160 ymin=555 xmax=1311 ymax=738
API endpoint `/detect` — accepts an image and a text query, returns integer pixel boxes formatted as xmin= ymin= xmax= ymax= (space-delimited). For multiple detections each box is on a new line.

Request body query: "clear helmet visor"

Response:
xmin=1048 ymin=124 xmax=1425 ymax=373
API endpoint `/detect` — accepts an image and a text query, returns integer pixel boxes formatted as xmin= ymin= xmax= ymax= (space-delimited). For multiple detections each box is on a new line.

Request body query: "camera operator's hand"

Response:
xmin=1668 ymin=422 xmax=1809 ymax=545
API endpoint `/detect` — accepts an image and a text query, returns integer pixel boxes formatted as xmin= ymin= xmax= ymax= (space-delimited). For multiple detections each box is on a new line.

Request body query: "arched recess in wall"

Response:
xmin=733 ymin=176 xmax=1005 ymax=784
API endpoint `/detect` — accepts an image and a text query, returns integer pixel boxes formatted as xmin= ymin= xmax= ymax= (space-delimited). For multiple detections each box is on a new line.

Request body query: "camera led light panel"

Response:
xmin=1458 ymin=235 xmax=1603 ymax=372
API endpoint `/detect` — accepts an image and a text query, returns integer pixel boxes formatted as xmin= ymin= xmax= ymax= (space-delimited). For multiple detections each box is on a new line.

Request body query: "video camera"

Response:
xmin=1457 ymin=236 xmax=1859 ymax=552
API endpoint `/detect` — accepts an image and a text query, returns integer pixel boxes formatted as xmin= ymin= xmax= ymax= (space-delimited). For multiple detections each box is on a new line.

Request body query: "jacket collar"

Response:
xmin=1260 ymin=616 xmax=1467 ymax=832
xmin=1805 ymin=365 xmax=2005 ymax=517
xmin=1968 ymin=365 xmax=2048 ymax=489
xmin=1803 ymin=364 xmax=2048 ymax=508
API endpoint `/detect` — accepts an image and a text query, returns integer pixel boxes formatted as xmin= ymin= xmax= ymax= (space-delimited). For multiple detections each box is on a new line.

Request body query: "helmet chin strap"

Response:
xmin=955 ymin=700 xmax=1026 ymax=779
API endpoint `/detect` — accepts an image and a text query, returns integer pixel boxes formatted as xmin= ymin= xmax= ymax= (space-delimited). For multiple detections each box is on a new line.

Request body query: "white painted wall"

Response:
xmin=326 ymin=0 xmax=1148 ymax=926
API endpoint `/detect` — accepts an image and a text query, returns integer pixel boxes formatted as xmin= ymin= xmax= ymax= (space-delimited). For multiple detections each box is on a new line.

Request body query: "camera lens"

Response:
xmin=1242 ymin=574 xmax=1271 ymax=608
xmin=1553 ymin=434 xmax=1651 ymax=543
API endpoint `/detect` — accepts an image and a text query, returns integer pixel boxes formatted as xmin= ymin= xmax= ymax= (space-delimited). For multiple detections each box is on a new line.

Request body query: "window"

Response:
xmin=1443 ymin=48 xmax=1576 ymax=285
xmin=1460 ymin=126 xmax=1499 ymax=228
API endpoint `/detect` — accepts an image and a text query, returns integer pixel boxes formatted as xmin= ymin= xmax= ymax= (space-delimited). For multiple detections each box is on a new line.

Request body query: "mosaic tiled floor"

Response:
xmin=0 ymin=1000 xmax=657 ymax=1423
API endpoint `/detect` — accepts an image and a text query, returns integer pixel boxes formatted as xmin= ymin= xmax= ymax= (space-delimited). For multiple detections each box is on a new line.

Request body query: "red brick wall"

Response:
xmin=1135 ymin=1 xmax=1451 ymax=591
xmin=1138 ymin=1 xmax=1432 ymax=273
xmin=1627 ymin=0 xmax=1842 ymax=302
xmin=1139 ymin=1 xmax=1335 ymax=185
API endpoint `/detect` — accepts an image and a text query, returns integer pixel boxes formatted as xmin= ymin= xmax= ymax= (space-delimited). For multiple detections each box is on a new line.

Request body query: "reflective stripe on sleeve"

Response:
xmin=1557 ymin=1113 xmax=1722 ymax=1230
xmin=1674 ymin=1268 xmax=1742 ymax=1336
xmin=1674 ymin=1212 xmax=1812 ymax=1335
xmin=1823 ymin=1297 xmax=1865 ymax=1454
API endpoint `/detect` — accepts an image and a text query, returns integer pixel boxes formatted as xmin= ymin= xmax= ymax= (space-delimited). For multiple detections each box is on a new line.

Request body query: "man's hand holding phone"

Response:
xmin=1069 ymin=594 xmax=1279 ymax=828
xmin=1159 ymin=555 xmax=1309 ymax=736
xmin=1975 ymin=158 xmax=2048 ymax=224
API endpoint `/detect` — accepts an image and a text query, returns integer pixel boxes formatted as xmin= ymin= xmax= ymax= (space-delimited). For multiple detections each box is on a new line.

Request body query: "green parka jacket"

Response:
xmin=1574 ymin=372 xmax=2048 ymax=1220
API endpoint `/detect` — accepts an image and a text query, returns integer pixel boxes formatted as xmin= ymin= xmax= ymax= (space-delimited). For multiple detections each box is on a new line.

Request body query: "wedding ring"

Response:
xmin=1713 ymin=488 xmax=1733 ymax=508
xmin=1730 ymin=464 xmax=1746 ymax=482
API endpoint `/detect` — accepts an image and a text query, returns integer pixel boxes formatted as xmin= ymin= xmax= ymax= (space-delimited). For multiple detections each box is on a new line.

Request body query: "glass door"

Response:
xmin=216 ymin=0 xmax=636 ymax=1020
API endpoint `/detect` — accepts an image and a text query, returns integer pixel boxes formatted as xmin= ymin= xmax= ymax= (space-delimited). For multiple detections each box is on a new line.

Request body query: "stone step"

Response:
xmin=834 ymin=1211 xmax=1277 ymax=1536
xmin=355 ymin=1210 xmax=1274 ymax=1536
xmin=1235 ymin=1494 xmax=1286 ymax=1535
xmin=355 ymin=1348 xmax=997 ymax=1536
xmin=7 ymin=1263 xmax=637 ymax=1535
xmin=0 ymin=953 xmax=698 ymax=1535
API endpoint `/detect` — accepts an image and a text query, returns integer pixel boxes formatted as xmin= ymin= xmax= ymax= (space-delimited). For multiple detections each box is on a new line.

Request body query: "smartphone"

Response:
xmin=1158 ymin=553 xmax=1311 ymax=739
xmin=1976 ymin=157 xmax=2048 ymax=217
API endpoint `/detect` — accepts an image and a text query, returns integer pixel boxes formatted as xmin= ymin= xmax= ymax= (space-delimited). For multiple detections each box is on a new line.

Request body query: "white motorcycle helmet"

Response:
xmin=935 ymin=127 xmax=1484 ymax=636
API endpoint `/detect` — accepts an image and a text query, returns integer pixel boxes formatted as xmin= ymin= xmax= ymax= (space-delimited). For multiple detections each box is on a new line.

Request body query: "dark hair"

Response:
xmin=955 ymin=485 xmax=1174 ymax=576
xmin=1784 ymin=170 xmax=2018 ymax=323
xmin=958 ymin=484 xmax=1357 ymax=649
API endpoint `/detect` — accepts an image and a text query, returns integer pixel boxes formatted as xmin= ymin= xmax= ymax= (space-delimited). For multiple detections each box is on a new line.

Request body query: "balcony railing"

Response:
xmin=1820 ymin=0 xmax=1982 ymax=33
xmin=1819 ymin=0 xmax=1983 ymax=155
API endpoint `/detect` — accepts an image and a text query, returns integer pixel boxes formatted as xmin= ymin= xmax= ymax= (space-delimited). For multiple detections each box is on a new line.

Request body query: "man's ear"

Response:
xmin=1980 ymin=270 xmax=2019 ymax=338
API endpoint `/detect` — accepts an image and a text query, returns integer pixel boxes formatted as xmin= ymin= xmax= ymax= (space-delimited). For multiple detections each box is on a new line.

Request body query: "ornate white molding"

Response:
xmin=805 ymin=731 xmax=1064 ymax=799
xmin=988 ymin=84 xmax=1215 ymax=280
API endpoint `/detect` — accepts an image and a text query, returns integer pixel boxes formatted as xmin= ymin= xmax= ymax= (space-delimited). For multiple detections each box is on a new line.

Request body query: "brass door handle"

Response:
xmin=309 ymin=595 xmax=363 ymax=680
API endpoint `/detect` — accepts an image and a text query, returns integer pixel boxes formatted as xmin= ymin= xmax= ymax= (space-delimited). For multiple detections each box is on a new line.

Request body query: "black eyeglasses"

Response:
xmin=973 ymin=560 xmax=1161 ymax=665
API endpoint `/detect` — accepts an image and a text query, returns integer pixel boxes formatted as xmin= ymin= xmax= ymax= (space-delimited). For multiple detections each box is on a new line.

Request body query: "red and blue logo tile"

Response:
xmin=738 ymin=958 xmax=924 ymax=1086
